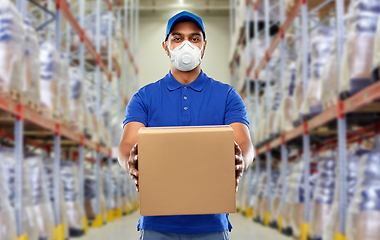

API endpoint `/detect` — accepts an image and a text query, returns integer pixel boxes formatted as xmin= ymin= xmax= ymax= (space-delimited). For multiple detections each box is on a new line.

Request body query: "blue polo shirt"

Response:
xmin=123 ymin=70 xmax=249 ymax=234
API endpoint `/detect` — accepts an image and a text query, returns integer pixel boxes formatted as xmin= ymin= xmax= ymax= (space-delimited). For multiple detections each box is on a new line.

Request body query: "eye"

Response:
xmin=172 ymin=37 xmax=182 ymax=42
xmin=191 ymin=38 xmax=200 ymax=42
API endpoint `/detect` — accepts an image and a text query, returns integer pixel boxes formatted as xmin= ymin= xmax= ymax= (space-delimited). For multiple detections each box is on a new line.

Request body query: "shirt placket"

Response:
xmin=181 ymin=86 xmax=191 ymax=125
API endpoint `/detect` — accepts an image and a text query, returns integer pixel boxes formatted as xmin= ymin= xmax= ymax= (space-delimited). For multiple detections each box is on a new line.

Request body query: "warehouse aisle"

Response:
xmin=78 ymin=211 xmax=291 ymax=240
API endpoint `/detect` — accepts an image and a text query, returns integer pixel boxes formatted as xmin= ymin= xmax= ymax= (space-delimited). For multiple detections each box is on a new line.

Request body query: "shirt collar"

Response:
xmin=163 ymin=70 xmax=208 ymax=92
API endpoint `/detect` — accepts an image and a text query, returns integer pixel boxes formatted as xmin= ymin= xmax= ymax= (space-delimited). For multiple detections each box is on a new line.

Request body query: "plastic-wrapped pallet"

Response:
xmin=309 ymin=152 xmax=336 ymax=240
xmin=270 ymin=168 xmax=290 ymax=228
xmin=340 ymin=0 xmax=380 ymax=98
xmin=0 ymin=154 xmax=17 ymax=240
xmin=43 ymin=158 xmax=69 ymax=240
xmin=261 ymin=170 xmax=280 ymax=223
xmin=320 ymin=34 xmax=339 ymax=109
xmin=84 ymin=164 xmax=107 ymax=223
xmin=0 ymin=0 xmax=24 ymax=99
xmin=280 ymin=163 xmax=296 ymax=235
xmin=253 ymin=173 xmax=267 ymax=221
xmin=292 ymin=48 xmax=311 ymax=126
xmin=26 ymin=155 xmax=55 ymax=240
xmin=302 ymin=27 xmax=335 ymax=119
xmin=84 ymin=83 xmax=99 ymax=142
xmin=322 ymin=145 xmax=370 ymax=240
xmin=246 ymin=167 xmax=264 ymax=218
xmin=103 ymin=166 xmax=116 ymax=211
xmin=23 ymin=18 xmax=40 ymax=109
xmin=59 ymin=55 xmax=70 ymax=125
xmin=279 ymin=62 xmax=297 ymax=133
xmin=346 ymin=150 xmax=380 ymax=240
xmin=288 ymin=160 xmax=317 ymax=239
xmin=0 ymin=148 xmax=38 ymax=240
xmin=60 ymin=161 xmax=85 ymax=237
xmin=241 ymin=168 xmax=254 ymax=216
xmin=269 ymin=83 xmax=282 ymax=139
xmin=69 ymin=67 xmax=84 ymax=133
xmin=39 ymin=42 xmax=61 ymax=118
xmin=371 ymin=15 xmax=380 ymax=80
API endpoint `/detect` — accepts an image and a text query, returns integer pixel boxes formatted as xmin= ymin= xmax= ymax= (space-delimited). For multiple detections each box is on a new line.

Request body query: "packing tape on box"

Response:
xmin=301 ymin=222 xmax=310 ymax=240
xmin=334 ymin=233 xmax=346 ymax=240
xmin=54 ymin=224 xmax=65 ymax=240
xmin=91 ymin=213 xmax=103 ymax=228
xmin=264 ymin=212 xmax=270 ymax=226
xmin=278 ymin=216 xmax=284 ymax=232
xmin=17 ymin=234 xmax=28 ymax=240
xmin=82 ymin=218 xmax=88 ymax=234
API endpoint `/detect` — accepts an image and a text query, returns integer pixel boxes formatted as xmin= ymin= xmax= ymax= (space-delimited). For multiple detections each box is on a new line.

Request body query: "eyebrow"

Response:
xmin=171 ymin=32 xmax=202 ymax=37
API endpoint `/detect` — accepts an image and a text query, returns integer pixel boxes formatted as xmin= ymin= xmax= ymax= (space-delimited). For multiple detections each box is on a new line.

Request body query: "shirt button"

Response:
xmin=184 ymin=87 xmax=188 ymax=90
xmin=184 ymin=96 xmax=188 ymax=100
xmin=184 ymin=107 xmax=188 ymax=110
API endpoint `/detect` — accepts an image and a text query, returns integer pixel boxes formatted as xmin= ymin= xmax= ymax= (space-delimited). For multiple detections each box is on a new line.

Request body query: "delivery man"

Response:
xmin=118 ymin=11 xmax=254 ymax=240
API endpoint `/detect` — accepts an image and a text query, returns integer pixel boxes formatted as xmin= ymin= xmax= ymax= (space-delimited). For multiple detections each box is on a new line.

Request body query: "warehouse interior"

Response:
xmin=0 ymin=0 xmax=380 ymax=239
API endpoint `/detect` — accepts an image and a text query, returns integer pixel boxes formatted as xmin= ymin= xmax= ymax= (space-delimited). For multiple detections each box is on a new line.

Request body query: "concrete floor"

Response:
xmin=78 ymin=211 xmax=292 ymax=240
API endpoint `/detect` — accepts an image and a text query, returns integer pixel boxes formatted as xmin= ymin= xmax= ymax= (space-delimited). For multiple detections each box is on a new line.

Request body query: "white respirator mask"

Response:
xmin=168 ymin=40 xmax=204 ymax=72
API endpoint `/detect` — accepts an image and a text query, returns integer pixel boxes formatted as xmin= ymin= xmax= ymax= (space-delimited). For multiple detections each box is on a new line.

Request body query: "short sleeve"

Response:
xmin=224 ymin=88 xmax=249 ymax=127
xmin=123 ymin=91 xmax=148 ymax=127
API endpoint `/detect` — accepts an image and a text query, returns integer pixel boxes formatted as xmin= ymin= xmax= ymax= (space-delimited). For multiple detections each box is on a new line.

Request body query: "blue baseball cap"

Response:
xmin=165 ymin=11 xmax=206 ymax=41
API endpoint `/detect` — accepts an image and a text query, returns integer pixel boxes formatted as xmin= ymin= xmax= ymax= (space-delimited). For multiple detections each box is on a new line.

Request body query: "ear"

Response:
xmin=162 ymin=41 xmax=169 ymax=57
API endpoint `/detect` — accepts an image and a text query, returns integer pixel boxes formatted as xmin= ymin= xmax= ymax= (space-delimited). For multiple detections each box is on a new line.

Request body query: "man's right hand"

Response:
xmin=128 ymin=143 xmax=139 ymax=192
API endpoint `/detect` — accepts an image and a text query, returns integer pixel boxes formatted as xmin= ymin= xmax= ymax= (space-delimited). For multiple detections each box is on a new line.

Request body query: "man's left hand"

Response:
xmin=234 ymin=141 xmax=245 ymax=193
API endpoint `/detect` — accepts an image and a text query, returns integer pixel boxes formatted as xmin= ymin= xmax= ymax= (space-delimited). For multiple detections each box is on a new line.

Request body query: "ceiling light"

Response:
xmin=179 ymin=0 xmax=184 ymax=6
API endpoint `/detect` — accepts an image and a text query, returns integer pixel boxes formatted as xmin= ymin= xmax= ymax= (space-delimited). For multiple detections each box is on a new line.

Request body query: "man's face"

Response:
xmin=163 ymin=21 xmax=207 ymax=57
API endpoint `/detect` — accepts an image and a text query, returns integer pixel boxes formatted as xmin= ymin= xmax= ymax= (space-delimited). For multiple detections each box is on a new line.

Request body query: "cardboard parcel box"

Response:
xmin=138 ymin=125 xmax=236 ymax=216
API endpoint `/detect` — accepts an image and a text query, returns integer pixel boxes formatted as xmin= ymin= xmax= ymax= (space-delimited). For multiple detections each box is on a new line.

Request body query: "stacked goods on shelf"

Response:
xmin=69 ymin=67 xmax=84 ymax=134
xmin=278 ymin=62 xmax=297 ymax=133
xmin=346 ymin=150 xmax=380 ymax=240
xmin=256 ymin=97 xmax=266 ymax=145
xmin=39 ymin=42 xmax=61 ymax=118
xmin=0 ymin=0 xmax=24 ymax=99
xmin=253 ymin=172 xmax=267 ymax=222
xmin=270 ymin=168 xmax=290 ymax=229
xmin=125 ymin=177 xmax=134 ymax=214
xmin=280 ymin=163 xmax=295 ymax=235
xmin=269 ymin=83 xmax=282 ymax=140
xmin=84 ymin=83 xmax=99 ymax=142
xmin=237 ymin=168 xmax=252 ymax=214
xmin=100 ymin=105 xmax=111 ymax=147
xmin=322 ymin=145 xmax=369 ymax=240
xmin=59 ymin=55 xmax=71 ymax=126
xmin=26 ymin=155 xmax=55 ymax=240
xmin=1 ymin=148 xmax=39 ymax=240
xmin=246 ymin=167 xmax=265 ymax=218
xmin=309 ymin=152 xmax=336 ymax=240
xmin=84 ymin=164 xmax=107 ymax=223
xmin=287 ymin=160 xmax=317 ymax=239
xmin=60 ymin=161 xmax=85 ymax=237
xmin=242 ymin=168 xmax=255 ymax=216
xmin=291 ymin=47 xmax=311 ymax=126
xmin=0 ymin=152 xmax=17 ymax=240
xmin=320 ymin=33 xmax=339 ymax=109
xmin=340 ymin=0 xmax=380 ymax=98
xmin=371 ymin=12 xmax=380 ymax=80
xmin=103 ymin=166 xmax=116 ymax=215
xmin=43 ymin=158 xmax=69 ymax=239
xmin=23 ymin=18 xmax=41 ymax=109
xmin=256 ymin=170 xmax=280 ymax=223
xmin=301 ymin=27 xmax=335 ymax=120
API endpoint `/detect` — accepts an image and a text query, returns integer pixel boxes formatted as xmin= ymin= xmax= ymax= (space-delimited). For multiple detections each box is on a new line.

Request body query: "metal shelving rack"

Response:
xmin=0 ymin=0 xmax=139 ymax=239
xmin=230 ymin=0 xmax=380 ymax=239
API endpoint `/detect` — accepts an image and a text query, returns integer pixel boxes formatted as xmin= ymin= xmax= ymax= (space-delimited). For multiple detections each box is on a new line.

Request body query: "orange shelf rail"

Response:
xmin=257 ymin=80 xmax=380 ymax=154
xmin=0 ymin=95 xmax=110 ymax=155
